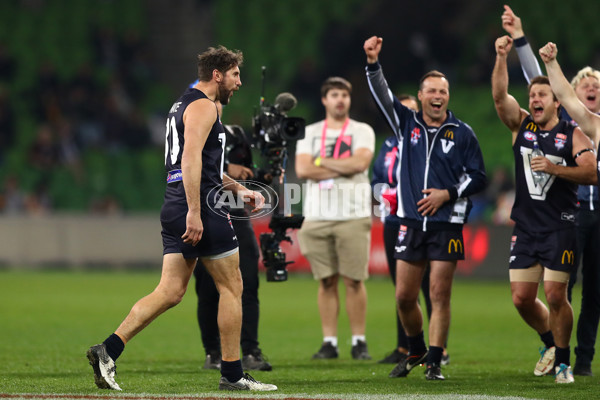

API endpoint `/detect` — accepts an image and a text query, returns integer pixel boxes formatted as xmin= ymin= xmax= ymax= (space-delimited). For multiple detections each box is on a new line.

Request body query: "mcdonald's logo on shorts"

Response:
xmin=526 ymin=122 xmax=538 ymax=132
xmin=448 ymin=239 xmax=463 ymax=254
xmin=561 ymin=250 xmax=574 ymax=265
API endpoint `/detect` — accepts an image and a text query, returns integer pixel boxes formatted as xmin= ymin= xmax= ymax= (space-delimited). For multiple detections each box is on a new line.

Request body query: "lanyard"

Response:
xmin=320 ymin=118 xmax=350 ymax=158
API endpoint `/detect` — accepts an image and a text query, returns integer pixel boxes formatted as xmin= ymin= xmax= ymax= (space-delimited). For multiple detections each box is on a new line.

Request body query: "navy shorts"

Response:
xmin=394 ymin=225 xmax=465 ymax=261
xmin=509 ymin=225 xmax=576 ymax=272
xmin=160 ymin=201 xmax=238 ymax=259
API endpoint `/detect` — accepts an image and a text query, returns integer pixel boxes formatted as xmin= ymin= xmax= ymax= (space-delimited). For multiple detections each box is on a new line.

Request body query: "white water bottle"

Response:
xmin=531 ymin=140 xmax=546 ymax=186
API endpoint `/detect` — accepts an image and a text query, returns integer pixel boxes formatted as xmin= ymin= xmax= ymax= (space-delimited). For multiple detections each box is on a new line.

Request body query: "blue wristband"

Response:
xmin=514 ymin=36 xmax=528 ymax=47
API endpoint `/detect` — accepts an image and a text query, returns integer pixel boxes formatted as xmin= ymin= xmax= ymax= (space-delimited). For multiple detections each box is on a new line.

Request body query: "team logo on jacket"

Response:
xmin=554 ymin=133 xmax=567 ymax=150
xmin=411 ymin=127 xmax=421 ymax=145
xmin=523 ymin=131 xmax=537 ymax=142
xmin=441 ymin=130 xmax=455 ymax=153
xmin=398 ymin=225 xmax=408 ymax=243
xmin=384 ymin=150 xmax=396 ymax=167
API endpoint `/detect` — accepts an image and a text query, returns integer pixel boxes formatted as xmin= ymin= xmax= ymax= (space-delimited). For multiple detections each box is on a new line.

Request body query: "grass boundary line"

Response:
xmin=0 ymin=393 xmax=543 ymax=400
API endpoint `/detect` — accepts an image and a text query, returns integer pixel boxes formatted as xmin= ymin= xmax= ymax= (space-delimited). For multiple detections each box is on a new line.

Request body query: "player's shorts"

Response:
xmin=298 ymin=217 xmax=371 ymax=281
xmin=394 ymin=225 xmax=465 ymax=261
xmin=160 ymin=200 xmax=238 ymax=259
xmin=509 ymin=225 xmax=576 ymax=273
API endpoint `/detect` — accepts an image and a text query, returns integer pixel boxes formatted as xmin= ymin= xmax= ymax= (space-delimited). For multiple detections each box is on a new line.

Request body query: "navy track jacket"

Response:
xmin=366 ymin=62 xmax=487 ymax=231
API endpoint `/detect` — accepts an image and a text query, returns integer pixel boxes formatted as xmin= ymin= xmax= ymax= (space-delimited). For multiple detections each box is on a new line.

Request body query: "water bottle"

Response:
xmin=531 ymin=140 xmax=547 ymax=186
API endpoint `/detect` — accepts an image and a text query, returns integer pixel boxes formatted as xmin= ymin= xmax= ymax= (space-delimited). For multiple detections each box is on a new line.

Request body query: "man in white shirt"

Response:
xmin=295 ymin=76 xmax=375 ymax=361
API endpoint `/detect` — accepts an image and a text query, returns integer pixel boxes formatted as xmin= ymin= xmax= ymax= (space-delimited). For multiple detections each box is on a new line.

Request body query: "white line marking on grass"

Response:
xmin=0 ymin=393 xmax=543 ymax=400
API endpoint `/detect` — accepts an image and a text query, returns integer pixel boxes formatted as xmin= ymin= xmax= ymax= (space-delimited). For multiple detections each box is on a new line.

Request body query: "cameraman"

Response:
xmin=193 ymin=111 xmax=272 ymax=372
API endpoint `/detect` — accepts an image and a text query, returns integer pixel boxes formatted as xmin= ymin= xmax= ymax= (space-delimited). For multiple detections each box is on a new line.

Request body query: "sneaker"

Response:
xmin=242 ymin=349 xmax=272 ymax=371
xmin=203 ymin=351 xmax=221 ymax=370
xmin=86 ymin=344 xmax=122 ymax=391
xmin=425 ymin=363 xmax=445 ymax=380
xmin=219 ymin=373 xmax=277 ymax=391
xmin=312 ymin=342 xmax=339 ymax=359
xmin=554 ymin=363 xmax=574 ymax=383
xmin=351 ymin=340 xmax=372 ymax=360
xmin=534 ymin=346 xmax=556 ymax=376
xmin=378 ymin=349 xmax=407 ymax=364
xmin=389 ymin=351 xmax=428 ymax=378
xmin=573 ymin=363 xmax=593 ymax=376
xmin=441 ymin=353 xmax=450 ymax=366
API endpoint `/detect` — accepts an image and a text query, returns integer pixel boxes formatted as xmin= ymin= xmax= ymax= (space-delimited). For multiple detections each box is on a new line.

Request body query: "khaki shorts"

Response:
xmin=298 ymin=217 xmax=372 ymax=281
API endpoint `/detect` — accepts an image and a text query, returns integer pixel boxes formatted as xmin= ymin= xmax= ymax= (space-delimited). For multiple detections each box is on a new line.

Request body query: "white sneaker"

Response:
xmin=219 ymin=373 xmax=277 ymax=391
xmin=534 ymin=346 xmax=555 ymax=376
xmin=555 ymin=363 xmax=575 ymax=383
xmin=86 ymin=344 xmax=122 ymax=390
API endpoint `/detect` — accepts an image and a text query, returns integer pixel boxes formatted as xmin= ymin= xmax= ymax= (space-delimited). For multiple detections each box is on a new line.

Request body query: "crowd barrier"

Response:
xmin=0 ymin=215 xmax=515 ymax=280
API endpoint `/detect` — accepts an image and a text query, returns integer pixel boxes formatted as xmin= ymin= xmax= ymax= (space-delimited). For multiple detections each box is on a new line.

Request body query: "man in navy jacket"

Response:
xmin=364 ymin=36 xmax=486 ymax=380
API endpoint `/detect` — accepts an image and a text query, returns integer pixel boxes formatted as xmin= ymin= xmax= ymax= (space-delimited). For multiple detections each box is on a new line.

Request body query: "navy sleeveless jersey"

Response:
xmin=162 ymin=88 xmax=225 ymax=217
xmin=511 ymin=116 xmax=578 ymax=232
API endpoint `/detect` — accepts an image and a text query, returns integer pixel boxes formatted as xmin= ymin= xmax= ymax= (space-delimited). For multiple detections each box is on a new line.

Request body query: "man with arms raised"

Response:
xmin=492 ymin=35 xmax=596 ymax=384
xmin=502 ymin=6 xmax=600 ymax=376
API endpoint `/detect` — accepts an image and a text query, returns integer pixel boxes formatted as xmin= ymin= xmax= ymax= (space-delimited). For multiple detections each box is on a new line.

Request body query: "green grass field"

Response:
xmin=0 ymin=269 xmax=597 ymax=400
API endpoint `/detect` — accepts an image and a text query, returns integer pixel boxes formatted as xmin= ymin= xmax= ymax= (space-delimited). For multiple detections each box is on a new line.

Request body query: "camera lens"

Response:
xmin=281 ymin=117 xmax=305 ymax=141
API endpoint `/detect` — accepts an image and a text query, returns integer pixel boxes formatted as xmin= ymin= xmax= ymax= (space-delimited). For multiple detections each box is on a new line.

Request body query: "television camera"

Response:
xmin=252 ymin=69 xmax=305 ymax=178
xmin=252 ymin=66 xmax=305 ymax=281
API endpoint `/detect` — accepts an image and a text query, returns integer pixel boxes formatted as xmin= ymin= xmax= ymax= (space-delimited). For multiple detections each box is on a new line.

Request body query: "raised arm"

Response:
xmin=501 ymin=5 xmax=542 ymax=84
xmin=364 ymin=36 xmax=402 ymax=137
xmin=491 ymin=35 xmax=526 ymax=141
xmin=540 ymin=42 xmax=600 ymax=144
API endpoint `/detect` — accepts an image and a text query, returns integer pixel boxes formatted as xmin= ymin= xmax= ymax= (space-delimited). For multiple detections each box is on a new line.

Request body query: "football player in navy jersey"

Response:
xmin=501 ymin=5 xmax=600 ymax=377
xmin=194 ymin=110 xmax=273 ymax=372
xmin=86 ymin=46 xmax=277 ymax=392
xmin=492 ymin=36 xmax=597 ymax=383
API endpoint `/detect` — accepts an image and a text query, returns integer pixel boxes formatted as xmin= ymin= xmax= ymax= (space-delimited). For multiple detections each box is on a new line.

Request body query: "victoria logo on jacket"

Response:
xmin=440 ymin=130 xmax=455 ymax=154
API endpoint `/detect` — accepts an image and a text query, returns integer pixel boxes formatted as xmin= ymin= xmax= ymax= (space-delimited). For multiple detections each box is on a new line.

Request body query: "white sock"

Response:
xmin=323 ymin=336 xmax=338 ymax=347
xmin=352 ymin=335 xmax=366 ymax=346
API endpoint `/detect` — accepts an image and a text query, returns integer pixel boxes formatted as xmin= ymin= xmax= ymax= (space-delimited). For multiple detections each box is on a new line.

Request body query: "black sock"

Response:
xmin=221 ymin=359 xmax=244 ymax=383
xmin=103 ymin=333 xmax=125 ymax=361
xmin=539 ymin=330 xmax=555 ymax=349
xmin=427 ymin=346 xmax=444 ymax=365
xmin=555 ymin=346 xmax=570 ymax=367
xmin=407 ymin=331 xmax=427 ymax=356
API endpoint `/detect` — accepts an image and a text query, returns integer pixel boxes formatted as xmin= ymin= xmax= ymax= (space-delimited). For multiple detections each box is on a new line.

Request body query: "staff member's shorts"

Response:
xmin=298 ymin=217 xmax=371 ymax=281
xmin=394 ymin=225 xmax=465 ymax=261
